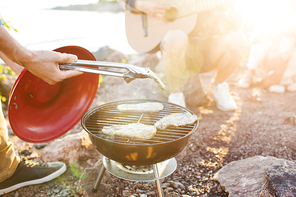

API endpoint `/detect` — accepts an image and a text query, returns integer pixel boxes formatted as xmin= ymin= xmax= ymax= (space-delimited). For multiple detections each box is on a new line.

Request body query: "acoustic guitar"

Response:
xmin=125 ymin=0 xmax=234 ymax=53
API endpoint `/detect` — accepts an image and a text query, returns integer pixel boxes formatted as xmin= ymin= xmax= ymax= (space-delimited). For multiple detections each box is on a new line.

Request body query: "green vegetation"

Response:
xmin=0 ymin=14 xmax=17 ymax=32
xmin=0 ymin=15 xmax=17 ymax=103
xmin=99 ymin=0 xmax=118 ymax=3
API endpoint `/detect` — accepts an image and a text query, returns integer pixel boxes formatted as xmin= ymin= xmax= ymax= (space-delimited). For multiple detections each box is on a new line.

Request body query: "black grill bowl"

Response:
xmin=81 ymin=99 xmax=198 ymax=165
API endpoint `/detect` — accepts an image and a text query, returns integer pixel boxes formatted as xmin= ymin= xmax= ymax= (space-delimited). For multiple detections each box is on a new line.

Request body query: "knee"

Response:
xmin=227 ymin=31 xmax=247 ymax=55
xmin=161 ymin=30 xmax=188 ymax=56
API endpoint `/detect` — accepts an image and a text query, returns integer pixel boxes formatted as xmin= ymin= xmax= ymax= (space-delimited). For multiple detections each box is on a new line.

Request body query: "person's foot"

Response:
xmin=0 ymin=159 xmax=66 ymax=195
xmin=211 ymin=82 xmax=237 ymax=111
xmin=269 ymin=85 xmax=285 ymax=93
xmin=287 ymin=83 xmax=296 ymax=92
xmin=168 ymin=92 xmax=186 ymax=107
xmin=237 ymin=72 xmax=254 ymax=88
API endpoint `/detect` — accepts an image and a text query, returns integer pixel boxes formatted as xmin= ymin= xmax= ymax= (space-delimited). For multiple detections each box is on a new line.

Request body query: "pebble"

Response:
xmin=165 ymin=187 xmax=174 ymax=192
xmin=269 ymin=85 xmax=285 ymax=93
xmin=146 ymin=191 xmax=156 ymax=196
xmin=169 ymin=181 xmax=185 ymax=189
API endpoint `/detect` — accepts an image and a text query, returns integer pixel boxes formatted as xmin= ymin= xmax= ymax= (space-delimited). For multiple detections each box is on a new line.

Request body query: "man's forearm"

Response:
xmin=0 ymin=51 xmax=24 ymax=75
xmin=0 ymin=26 xmax=34 ymax=67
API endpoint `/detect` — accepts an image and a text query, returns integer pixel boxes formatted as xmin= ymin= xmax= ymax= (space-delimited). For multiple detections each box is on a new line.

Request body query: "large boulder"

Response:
xmin=214 ymin=156 xmax=294 ymax=196
xmin=260 ymin=160 xmax=296 ymax=197
xmin=40 ymin=131 xmax=101 ymax=165
xmin=92 ymin=45 xmax=128 ymax=62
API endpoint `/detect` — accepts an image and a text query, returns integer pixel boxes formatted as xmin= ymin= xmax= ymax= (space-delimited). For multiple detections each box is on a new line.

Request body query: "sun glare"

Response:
xmin=236 ymin=0 xmax=295 ymax=29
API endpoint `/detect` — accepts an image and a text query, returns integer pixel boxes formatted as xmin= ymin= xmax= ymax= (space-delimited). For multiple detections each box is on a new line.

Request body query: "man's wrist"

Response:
xmin=128 ymin=0 xmax=136 ymax=8
xmin=127 ymin=0 xmax=141 ymax=13
xmin=13 ymin=46 xmax=35 ymax=68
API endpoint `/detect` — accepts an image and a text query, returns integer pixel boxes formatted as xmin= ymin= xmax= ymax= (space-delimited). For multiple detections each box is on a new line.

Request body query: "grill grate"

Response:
xmin=82 ymin=100 xmax=198 ymax=145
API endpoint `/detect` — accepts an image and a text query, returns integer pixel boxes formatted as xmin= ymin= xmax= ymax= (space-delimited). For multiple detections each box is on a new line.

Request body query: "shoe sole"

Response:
xmin=237 ymin=84 xmax=250 ymax=88
xmin=0 ymin=162 xmax=66 ymax=195
xmin=217 ymin=103 xmax=237 ymax=111
xmin=208 ymin=92 xmax=237 ymax=111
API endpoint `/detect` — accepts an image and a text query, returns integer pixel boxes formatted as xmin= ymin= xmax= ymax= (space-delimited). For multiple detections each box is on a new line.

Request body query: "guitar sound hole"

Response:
xmin=165 ymin=7 xmax=178 ymax=22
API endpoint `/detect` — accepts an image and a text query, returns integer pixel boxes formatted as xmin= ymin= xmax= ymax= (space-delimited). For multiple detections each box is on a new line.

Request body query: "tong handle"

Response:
xmin=61 ymin=60 xmax=135 ymax=70
xmin=60 ymin=60 xmax=166 ymax=90
xmin=59 ymin=64 xmax=125 ymax=77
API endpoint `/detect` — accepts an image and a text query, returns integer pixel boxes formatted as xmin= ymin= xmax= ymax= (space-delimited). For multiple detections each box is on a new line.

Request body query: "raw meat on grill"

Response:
xmin=155 ymin=112 xmax=198 ymax=130
xmin=117 ymin=102 xmax=164 ymax=113
xmin=102 ymin=123 xmax=157 ymax=140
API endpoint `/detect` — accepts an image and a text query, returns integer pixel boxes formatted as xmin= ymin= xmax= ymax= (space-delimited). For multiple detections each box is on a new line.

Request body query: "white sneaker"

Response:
xmin=287 ymin=83 xmax=296 ymax=92
xmin=211 ymin=82 xmax=237 ymax=111
xmin=237 ymin=72 xmax=254 ymax=88
xmin=168 ymin=92 xmax=186 ymax=107
xmin=269 ymin=85 xmax=285 ymax=93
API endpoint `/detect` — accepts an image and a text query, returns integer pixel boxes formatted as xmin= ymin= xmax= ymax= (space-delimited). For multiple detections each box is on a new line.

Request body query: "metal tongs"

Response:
xmin=60 ymin=60 xmax=165 ymax=90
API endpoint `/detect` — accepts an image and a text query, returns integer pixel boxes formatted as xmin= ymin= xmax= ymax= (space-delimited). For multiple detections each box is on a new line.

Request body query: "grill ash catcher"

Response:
xmin=95 ymin=157 xmax=177 ymax=196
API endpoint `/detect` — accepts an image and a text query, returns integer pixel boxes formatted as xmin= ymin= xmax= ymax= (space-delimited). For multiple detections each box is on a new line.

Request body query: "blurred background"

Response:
xmin=1 ymin=0 xmax=295 ymax=61
xmin=0 ymin=0 xmax=137 ymax=65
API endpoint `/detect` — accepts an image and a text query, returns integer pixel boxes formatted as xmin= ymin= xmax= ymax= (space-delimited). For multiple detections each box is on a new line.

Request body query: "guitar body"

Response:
xmin=125 ymin=10 xmax=197 ymax=53
xmin=125 ymin=0 xmax=234 ymax=53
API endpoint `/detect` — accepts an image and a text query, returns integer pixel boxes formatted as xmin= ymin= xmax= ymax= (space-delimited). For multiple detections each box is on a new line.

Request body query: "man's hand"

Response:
xmin=0 ymin=25 xmax=82 ymax=85
xmin=135 ymin=0 xmax=171 ymax=20
xmin=22 ymin=50 xmax=82 ymax=85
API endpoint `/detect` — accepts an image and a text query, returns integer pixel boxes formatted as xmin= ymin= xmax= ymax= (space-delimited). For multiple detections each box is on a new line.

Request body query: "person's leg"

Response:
xmin=247 ymin=42 xmax=270 ymax=70
xmin=238 ymin=42 xmax=270 ymax=88
xmin=161 ymin=29 xmax=190 ymax=107
xmin=282 ymin=50 xmax=296 ymax=91
xmin=202 ymin=31 xmax=246 ymax=111
xmin=0 ymin=102 xmax=20 ymax=183
xmin=0 ymin=102 xmax=66 ymax=195
xmin=204 ymin=31 xmax=246 ymax=85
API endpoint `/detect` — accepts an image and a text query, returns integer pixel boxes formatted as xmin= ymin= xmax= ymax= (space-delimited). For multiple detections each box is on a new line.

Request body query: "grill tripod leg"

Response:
xmin=93 ymin=164 xmax=106 ymax=191
xmin=153 ymin=164 xmax=164 ymax=197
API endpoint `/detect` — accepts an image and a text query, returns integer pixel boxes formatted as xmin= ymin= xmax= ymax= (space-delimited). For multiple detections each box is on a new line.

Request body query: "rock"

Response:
xmin=106 ymin=51 xmax=128 ymax=63
xmin=214 ymin=156 xmax=291 ymax=196
xmin=260 ymin=160 xmax=296 ymax=197
xmin=165 ymin=191 xmax=182 ymax=197
xmin=128 ymin=53 xmax=159 ymax=69
xmin=183 ymin=75 xmax=209 ymax=107
xmin=122 ymin=189 xmax=132 ymax=197
xmin=40 ymin=131 xmax=101 ymax=165
xmin=146 ymin=191 xmax=156 ymax=196
xmin=168 ymin=181 xmax=185 ymax=189
xmin=284 ymin=115 xmax=296 ymax=125
xmin=77 ymin=161 xmax=112 ymax=197
xmin=93 ymin=45 xmax=127 ymax=61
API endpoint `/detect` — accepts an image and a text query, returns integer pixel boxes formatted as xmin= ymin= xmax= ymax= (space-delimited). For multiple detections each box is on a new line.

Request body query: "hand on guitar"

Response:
xmin=135 ymin=1 xmax=171 ymax=20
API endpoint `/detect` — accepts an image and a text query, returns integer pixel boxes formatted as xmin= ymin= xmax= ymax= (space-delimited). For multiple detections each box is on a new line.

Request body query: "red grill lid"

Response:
xmin=8 ymin=46 xmax=99 ymax=143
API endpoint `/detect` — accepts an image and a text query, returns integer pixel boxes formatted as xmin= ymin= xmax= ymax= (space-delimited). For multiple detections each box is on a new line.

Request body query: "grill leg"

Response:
xmin=153 ymin=164 xmax=164 ymax=197
xmin=93 ymin=164 xmax=106 ymax=191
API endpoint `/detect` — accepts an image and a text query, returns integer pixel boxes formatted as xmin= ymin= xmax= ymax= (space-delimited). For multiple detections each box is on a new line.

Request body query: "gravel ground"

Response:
xmin=3 ymin=67 xmax=296 ymax=197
